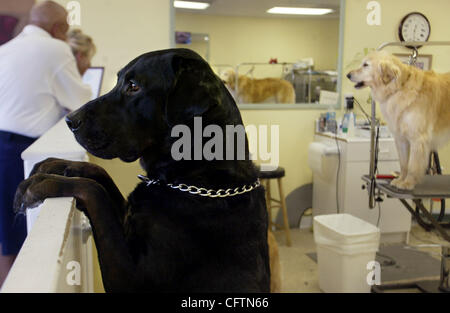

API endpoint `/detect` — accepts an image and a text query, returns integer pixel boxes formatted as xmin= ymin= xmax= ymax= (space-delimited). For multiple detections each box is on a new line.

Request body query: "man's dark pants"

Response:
xmin=0 ymin=131 xmax=36 ymax=256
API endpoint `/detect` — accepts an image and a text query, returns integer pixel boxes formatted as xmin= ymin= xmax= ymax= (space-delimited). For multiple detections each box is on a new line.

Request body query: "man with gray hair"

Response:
xmin=0 ymin=1 xmax=92 ymax=286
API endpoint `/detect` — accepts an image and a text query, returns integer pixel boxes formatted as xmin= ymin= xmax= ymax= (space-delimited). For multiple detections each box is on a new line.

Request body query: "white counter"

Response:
xmin=21 ymin=118 xmax=87 ymax=178
xmin=1 ymin=117 xmax=94 ymax=293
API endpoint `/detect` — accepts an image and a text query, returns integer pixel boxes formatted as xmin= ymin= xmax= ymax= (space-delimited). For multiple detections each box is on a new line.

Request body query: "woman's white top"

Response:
xmin=0 ymin=25 xmax=92 ymax=138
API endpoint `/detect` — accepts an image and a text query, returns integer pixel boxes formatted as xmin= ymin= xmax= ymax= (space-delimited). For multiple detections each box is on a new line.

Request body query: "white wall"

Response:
xmin=176 ymin=12 xmax=340 ymax=71
xmin=54 ymin=0 xmax=174 ymax=94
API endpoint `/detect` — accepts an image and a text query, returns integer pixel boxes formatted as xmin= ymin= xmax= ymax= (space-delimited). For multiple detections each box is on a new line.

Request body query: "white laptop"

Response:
xmin=82 ymin=67 xmax=104 ymax=100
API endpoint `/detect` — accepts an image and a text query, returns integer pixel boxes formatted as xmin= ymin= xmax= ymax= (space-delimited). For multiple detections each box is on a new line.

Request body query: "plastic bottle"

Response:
xmin=342 ymin=113 xmax=349 ymax=134
xmin=347 ymin=111 xmax=355 ymax=137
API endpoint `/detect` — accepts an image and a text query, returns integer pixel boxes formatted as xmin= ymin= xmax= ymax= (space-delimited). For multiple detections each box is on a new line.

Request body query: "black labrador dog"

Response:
xmin=14 ymin=48 xmax=270 ymax=292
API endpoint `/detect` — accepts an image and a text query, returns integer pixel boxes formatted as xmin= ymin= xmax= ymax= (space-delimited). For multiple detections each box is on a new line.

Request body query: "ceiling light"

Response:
xmin=174 ymin=1 xmax=210 ymax=10
xmin=267 ymin=7 xmax=333 ymax=15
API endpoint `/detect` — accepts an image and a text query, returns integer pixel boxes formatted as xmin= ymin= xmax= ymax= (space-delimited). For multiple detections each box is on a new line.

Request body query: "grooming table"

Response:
xmin=363 ymin=175 xmax=450 ymax=199
xmin=362 ymin=175 xmax=450 ymax=292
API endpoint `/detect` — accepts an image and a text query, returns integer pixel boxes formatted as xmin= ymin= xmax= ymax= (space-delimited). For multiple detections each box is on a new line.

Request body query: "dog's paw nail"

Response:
xmin=63 ymin=168 xmax=72 ymax=177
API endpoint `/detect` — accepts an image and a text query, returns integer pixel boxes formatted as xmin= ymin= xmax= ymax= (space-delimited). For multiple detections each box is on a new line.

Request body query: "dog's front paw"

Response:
xmin=30 ymin=157 xmax=106 ymax=180
xmin=13 ymin=173 xmax=54 ymax=214
xmin=390 ymin=178 xmax=403 ymax=188
xmin=30 ymin=157 xmax=75 ymax=177
xmin=391 ymin=178 xmax=415 ymax=190
xmin=14 ymin=173 xmax=104 ymax=215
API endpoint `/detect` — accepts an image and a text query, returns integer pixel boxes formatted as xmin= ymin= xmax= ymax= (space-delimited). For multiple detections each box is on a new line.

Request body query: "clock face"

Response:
xmin=399 ymin=12 xmax=431 ymax=43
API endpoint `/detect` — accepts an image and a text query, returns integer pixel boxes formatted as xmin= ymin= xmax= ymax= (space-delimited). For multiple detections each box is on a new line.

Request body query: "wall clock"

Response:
xmin=398 ymin=12 xmax=431 ymax=49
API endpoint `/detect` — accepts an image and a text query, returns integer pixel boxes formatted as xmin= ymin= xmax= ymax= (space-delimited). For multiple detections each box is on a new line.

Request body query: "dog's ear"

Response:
xmin=379 ymin=60 xmax=400 ymax=85
xmin=222 ymin=69 xmax=235 ymax=87
xmin=165 ymin=52 xmax=221 ymax=127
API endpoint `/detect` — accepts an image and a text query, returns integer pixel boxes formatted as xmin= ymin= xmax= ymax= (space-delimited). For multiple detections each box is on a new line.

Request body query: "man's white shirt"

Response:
xmin=0 ymin=25 xmax=92 ymax=138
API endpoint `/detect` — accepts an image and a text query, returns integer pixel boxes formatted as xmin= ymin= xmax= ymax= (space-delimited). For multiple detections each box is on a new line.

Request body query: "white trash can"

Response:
xmin=313 ymin=213 xmax=380 ymax=293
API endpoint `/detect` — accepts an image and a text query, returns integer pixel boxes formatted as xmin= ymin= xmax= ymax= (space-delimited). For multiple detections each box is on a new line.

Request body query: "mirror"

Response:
xmin=175 ymin=31 xmax=210 ymax=62
xmin=174 ymin=0 xmax=343 ymax=108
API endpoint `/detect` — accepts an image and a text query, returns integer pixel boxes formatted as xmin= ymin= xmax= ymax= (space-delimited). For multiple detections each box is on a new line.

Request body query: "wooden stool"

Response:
xmin=258 ymin=166 xmax=292 ymax=247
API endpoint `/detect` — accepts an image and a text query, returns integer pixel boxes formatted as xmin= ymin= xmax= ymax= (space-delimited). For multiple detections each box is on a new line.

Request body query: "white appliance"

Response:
xmin=308 ymin=132 xmax=411 ymax=243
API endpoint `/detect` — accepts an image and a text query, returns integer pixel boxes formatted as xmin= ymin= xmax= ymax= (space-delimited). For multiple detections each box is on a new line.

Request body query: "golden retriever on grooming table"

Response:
xmin=220 ymin=68 xmax=296 ymax=104
xmin=347 ymin=51 xmax=450 ymax=190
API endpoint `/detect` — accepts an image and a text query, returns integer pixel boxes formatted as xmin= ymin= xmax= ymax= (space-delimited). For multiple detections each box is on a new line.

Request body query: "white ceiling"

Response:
xmin=175 ymin=0 xmax=341 ymax=19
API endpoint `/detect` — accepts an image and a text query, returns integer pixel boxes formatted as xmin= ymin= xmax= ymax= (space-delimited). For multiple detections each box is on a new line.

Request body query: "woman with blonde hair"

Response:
xmin=67 ymin=28 xmax=96 ymax=76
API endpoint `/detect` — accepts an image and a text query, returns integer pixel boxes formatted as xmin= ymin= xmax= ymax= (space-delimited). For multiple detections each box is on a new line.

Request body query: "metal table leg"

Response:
xmin=372 ymin=200 xmax=450 ymax=293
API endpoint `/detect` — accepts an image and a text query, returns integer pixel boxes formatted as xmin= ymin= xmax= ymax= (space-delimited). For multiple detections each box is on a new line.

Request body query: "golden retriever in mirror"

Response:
xmin=347 ymin=51 xmax=450 ymax=190
xmin=220 ymin=68 xmax=295 ymax=104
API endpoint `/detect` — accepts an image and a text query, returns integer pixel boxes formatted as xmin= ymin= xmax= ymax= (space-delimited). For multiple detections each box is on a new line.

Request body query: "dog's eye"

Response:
xmin=126 ymin=80 xmax=140 ymax=94
xmin=363 ymin=63 xmax=369 ymax=67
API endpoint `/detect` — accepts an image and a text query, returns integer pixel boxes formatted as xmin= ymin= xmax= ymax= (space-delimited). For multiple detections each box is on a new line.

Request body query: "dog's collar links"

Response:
xmin=137 ymin=175 xmax=261 ymax=198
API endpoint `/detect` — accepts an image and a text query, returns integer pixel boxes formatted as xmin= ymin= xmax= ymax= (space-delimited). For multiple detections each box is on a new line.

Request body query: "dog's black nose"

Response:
xmin=65 ymin=115 xmax=82 ymax=132
xmin=346 ymin=72 xmax=352 ymax=79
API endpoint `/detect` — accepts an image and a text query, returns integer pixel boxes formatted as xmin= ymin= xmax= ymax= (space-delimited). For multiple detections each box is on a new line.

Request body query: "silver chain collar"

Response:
xmin=137 ymin=175 xmax=261 ymax=198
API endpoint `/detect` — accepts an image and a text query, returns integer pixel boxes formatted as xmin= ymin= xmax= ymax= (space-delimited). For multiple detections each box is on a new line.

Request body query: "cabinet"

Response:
xmin=311 ymin=132 xmax=411 ymax=243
